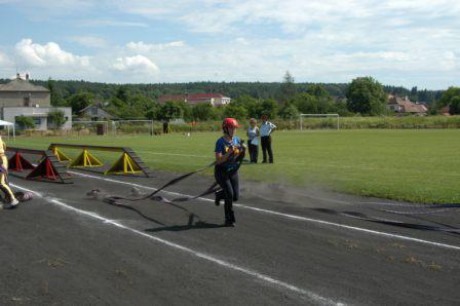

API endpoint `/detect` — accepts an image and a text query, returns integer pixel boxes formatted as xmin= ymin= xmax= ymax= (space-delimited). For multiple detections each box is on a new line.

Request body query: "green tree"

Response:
xmin=211 ymin=106 xmax=225 ymax=120
xmin=410 ymin=86 xmax=418 ymax=102
xmin=280 ymin=71 xmax=296 ymax=103
xmin=346 ymin=77 xmax=387 ymax=115
xmin=278 ymin=103 xmax=300 ymax=119
xmin=105 ymin=97 xmax=126 ymax=118
xmin=293 ymin=93 xmax=318 ymax=113
xmin=145 ymin=102 xmax=162 ymax=120
xmin=127 ymin=95 xmax=155 ymax=118
xmin=223 ymin=103 xmax=248 ymax=120
xmin=68 ymin=92 xmax=93 ymax=114
xmin=232 ymin=95 xmax=258 ymax=118
xmin=437 ymin=87 xmax=460 ymax=115
xmin=259 ymin=99 xmax=279 ymax=119
xmin=307 ymin=84 xmax=329 ymax=98
xmin=47 ymin=78 xmax=66 ymax=106
xmin=192 ymin=103 xmax=213 ymax=121
xmin=176 ymin=101 xmax=192 ymax=121
xmin=449 ymin=96 xmax=460 ymax=115
xmin=159 ymin=101 xmax=183 ymax=121
xmin=47 ymin=110 xmax=67 ymax=129
xmin=15 ymin=116 xmax=35 ymax=129
xmin=116 ymin=86 xmax=129 ymax=103
xmin=334 ymin=99 xmax=353 ymax=116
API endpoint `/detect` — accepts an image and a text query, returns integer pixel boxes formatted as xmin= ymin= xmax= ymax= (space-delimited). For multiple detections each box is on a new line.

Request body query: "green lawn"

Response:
xmin=7 ymin=129 xmax=460 ymax=204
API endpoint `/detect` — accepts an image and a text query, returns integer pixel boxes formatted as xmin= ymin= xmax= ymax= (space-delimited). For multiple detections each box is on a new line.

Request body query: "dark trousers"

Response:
xmin=261 ymin=136 xmax=273 ymax=163
xmin=248 ymin=140 xmax=258 ymax=163
xmin=214 ymin=168 xmax=239 ymax=223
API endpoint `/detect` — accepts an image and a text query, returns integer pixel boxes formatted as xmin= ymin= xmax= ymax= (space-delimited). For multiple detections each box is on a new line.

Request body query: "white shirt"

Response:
xmin=247 ymin=126 xmax=259 ymax=145
xmin=260 ymin=121 xmax=276 ymax=137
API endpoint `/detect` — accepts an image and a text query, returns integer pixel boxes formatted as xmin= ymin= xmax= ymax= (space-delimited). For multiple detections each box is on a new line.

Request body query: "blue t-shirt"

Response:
xmin=215 ymin=136 xmax=242 ymax=172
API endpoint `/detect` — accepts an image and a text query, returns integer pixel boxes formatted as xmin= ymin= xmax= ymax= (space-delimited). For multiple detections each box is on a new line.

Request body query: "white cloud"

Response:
xmin=342 ymin=51 xmax=411 ymax=62
xmin=6 ymin=0 xmax=94 ymax=14
xmin=77 ymin=19 xmax=149 ymax=28
xmin=0 ymin=52 xmax=6 ymax=64
xmin=2 ymin=1 xmax=459 ymax=88
xmin=126 ymin=41 xmax=185 ymax=53
xmin=69 ymin=36 xmax=108 ymax=48
xmin=118 ymin=0 xmax=460 ymax=38
xmin=111 ymin=55 xmax=159 ymax=75
xmin=15 ymin=39 xmax=90 ymax=67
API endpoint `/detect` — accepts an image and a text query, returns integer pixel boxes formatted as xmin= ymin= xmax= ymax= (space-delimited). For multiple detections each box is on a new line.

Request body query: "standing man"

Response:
xmin=260 ymin=114 xmax=276 ymax=164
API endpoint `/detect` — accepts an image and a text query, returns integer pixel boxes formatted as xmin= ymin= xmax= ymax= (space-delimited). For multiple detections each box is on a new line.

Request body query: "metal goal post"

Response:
xmin=111 ymin=119 xmax=154 ymax=136
xmin=72 ymin=120 xmax=109 ymax=135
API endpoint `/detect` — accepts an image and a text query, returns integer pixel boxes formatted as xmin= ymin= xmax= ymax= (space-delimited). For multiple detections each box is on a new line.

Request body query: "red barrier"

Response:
xmin=6 ymin=147 xmax=72 ymax=184
xmin=8 ymin=152 xmax=35 ymax=172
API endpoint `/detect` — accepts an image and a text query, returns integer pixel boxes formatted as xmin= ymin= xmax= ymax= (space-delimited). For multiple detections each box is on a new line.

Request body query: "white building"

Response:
xmin=0 ymin=74 xmax=72 ymax=130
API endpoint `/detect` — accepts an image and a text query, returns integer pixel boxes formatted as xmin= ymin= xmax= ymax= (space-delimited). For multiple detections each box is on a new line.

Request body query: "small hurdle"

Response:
xmin=48 ymin=143 xmax=152 ymax=177
xmin=6 ymin=147 xmax=73 ymax=184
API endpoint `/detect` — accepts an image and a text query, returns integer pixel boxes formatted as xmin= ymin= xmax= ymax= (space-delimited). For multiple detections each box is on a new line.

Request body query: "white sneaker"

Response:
xmin=4 ymin=198 xmax=19 ymax=209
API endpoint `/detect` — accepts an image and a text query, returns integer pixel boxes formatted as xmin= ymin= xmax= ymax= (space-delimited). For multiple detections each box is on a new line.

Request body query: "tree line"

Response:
xmin=2 ymin=73 xmax=458 ymax=123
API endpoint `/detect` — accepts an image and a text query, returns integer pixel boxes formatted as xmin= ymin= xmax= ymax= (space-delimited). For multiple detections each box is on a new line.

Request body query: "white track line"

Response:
xmin=11 ymin=183 xmax=343 ymax=306
xmin=66 ymin=170 xmax=460 ymax=252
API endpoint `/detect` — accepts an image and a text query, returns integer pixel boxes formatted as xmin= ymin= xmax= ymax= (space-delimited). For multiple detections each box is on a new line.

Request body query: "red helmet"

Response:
xmin=222 ymin=118 xmax=239 ymax=129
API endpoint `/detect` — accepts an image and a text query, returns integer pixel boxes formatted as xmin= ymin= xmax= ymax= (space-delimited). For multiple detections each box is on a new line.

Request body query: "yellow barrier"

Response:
xmin=70 ymin=149 xmax=104 ymax=168
xmin=48 ymin=144 xmax=152 ymax=177
xmin=105 ymin=152 xmax=143 ymax=175
xmin=52 ymin=147 xmax=72 ymax=162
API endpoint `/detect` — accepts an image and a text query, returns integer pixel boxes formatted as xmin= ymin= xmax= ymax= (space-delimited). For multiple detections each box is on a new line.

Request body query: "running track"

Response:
xmin=1 ymin=169 xmax=459 ymax=305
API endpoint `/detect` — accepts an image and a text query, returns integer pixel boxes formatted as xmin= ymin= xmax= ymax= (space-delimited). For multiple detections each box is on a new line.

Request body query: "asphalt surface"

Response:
xmin=1 ymin=168 xmax=459 ymax=305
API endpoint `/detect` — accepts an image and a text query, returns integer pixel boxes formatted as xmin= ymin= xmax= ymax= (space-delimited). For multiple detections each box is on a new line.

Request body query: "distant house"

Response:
xmin=158 ymin=93 xmax=231 ymax=107
xmin=387 ymin=94 xmax=428 ymax=115
xmin=79 ymin=104 xmax=114 ymax=120
xmin=0 ymin=74 xmax=72 ymax=130
xmin=439 ymin=105 xmax=451 ymax=116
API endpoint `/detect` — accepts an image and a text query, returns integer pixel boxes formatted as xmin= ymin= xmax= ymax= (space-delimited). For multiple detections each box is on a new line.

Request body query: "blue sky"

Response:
xmin=0 ymin=0 xmax=459 ymax=90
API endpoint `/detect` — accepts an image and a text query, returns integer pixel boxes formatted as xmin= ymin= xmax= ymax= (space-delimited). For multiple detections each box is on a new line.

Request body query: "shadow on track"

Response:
xmin=146 ymin=221 xmax=227 ymax=233
xmin=313 ymin=208 xmax=460 ymax=236
xmin=145 ymin=213 xmax=227 ymax=232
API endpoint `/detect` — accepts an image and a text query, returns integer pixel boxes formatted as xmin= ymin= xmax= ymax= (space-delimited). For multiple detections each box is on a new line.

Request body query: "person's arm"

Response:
xmin=215 ymin=143 xmax=234 ymax=165
xmin=0 ymin=138 xmax=5 ymax=156
xmin=270 ymin=122 xmax=276 ymax=134
xmin=216 ymin=147 xmax=239 ymax=164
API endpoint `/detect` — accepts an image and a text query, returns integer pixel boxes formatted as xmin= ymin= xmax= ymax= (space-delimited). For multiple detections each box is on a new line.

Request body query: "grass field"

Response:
xmin=7 ymin=129 xmax=460 ymax=204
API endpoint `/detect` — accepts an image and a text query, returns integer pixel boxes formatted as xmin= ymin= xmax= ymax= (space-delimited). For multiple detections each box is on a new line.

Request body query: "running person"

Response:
xmin=214 ymin=118 xmax=244 ymax=227
xmin=0 ymin=135 xmax=19 ymax=209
